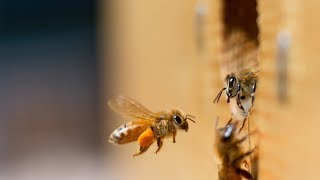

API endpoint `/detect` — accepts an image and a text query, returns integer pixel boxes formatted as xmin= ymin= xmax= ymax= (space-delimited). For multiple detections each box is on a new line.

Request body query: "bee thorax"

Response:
xmin=152 ymin=121 xmax=175 ymax=138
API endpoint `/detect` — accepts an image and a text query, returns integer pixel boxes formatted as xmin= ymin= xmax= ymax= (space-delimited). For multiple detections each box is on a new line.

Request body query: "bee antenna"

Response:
xmin=186 ymin=114 xmax=196 ymax=123
xmin=213 ymin=88 xmax=226 ymax=103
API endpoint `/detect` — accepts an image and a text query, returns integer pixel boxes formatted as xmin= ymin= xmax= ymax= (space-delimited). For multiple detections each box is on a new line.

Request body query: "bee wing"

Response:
xmin=238 ymin=70 xmax=258 ymax=79
xmin=109 ymin=119 xmax=153 ymax=144
xmin=241 ymin=73 xmax=258 ymax=94
xmin=108 ymin=95 xmax=157 ymax=121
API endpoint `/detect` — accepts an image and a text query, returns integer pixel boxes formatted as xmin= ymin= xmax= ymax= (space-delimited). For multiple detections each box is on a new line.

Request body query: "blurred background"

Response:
xmin=0 ymin=0 xmax=103 ymax=179
xmin=2 ymin=0 xmax=320 ymax=179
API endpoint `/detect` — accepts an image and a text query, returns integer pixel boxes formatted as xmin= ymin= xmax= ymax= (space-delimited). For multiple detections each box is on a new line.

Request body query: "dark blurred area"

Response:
xmin=0 ymin=0 xmax=103 ymax=178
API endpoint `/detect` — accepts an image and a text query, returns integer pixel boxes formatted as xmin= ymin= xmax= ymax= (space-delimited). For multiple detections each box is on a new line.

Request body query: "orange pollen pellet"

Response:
xmin=138 ymin=128 xmax=155 ymax=147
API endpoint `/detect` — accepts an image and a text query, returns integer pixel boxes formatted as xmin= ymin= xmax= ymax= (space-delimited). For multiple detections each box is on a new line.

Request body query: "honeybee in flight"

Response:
xmin=213 ymin=70 xmax=258 ymax=113
xmin=215 ymin=117 xmax=257 ymax=180
xmin=108 ymin=95 xmax=196 ymax=157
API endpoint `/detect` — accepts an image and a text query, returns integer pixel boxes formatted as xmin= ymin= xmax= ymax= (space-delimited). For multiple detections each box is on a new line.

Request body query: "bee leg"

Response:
xmin=172 ymin=131 xmax=176 ymax=143
xmin=243 ymin=160 xmax=248 ymax=168
xmin=235 ymin=167 xmax=253 ymax=180
xmin=133 ymin=145 xmax=151 ymax=157
xmin=232 ymin=147 xmax=256 ymax=165
xmin=155 ymin=138 xmax=163 ymax=154
xmin=135 ymin=127 xmax=155 ymax=157
xmin=237 ymin=94 xmax=245 ymax=112
xmin=239 ymin=117 xmax=248 ymax=133
xmin=235 ymin=130 xmax=257 ymax=144
xmin=232 ymin=148 xmax=256 ymax=179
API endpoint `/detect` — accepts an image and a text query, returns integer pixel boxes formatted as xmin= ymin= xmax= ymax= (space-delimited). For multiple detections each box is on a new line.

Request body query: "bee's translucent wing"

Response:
xmin=239 ymin=69 xmax=259 ymax=79
xmin=108 ymin=95 xmax=157 ymax=121
xmin=240 ymin=71 xmax=258 ymax=94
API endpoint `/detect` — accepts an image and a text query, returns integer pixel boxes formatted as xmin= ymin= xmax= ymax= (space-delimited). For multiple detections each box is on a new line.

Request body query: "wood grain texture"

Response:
xmin=219 ymin=0 xmax=260 ymax=77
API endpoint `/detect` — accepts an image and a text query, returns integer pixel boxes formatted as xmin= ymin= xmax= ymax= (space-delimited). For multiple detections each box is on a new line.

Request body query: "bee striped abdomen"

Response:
xmin=109 ymin=121 xmax=149 ymax=144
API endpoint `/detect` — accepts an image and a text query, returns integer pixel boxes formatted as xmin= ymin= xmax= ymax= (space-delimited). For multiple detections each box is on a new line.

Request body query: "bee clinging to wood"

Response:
xmin=108 ymin=95 xmax=196 ymax=157
xmin=215 ymin=117 xmax=257 ymax=180
xmin=213 ymin=70 xmax=258 ymax=113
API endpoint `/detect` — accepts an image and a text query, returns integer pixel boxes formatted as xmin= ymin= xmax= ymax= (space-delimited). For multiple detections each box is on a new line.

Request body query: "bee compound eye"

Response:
xmin=223 ymin=125 xmax=233 ymax=141
xmin=229 ymin=77 xmax=236 ymax=87
xmin=173 ymin=115 xmax=183 ymax=125
xmin=252 ymin=83 xmax=256 ymax=93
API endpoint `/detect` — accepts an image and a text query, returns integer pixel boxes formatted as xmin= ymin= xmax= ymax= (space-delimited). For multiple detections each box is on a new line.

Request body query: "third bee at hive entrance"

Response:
xmin=215 ymin=117 xmax=257 ymax=180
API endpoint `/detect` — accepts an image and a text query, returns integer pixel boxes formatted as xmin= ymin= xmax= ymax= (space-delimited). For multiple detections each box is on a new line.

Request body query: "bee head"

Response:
xmin=225 ymin=74 xmax=240 ymax=102
xmin=215 ymin=117 xmax=236 ymax=142
xmin=172 ymin=114 xmax=188 ymax=131
xmin=221 ymin=124 xmax=235 ymax=142
xmin=171 ymin=110 xmax=196 ymax=132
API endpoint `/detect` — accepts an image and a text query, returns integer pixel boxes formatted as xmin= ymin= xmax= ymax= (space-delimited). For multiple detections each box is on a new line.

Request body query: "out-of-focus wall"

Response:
xmin=257 ymin=0 xmax=320 ymax=179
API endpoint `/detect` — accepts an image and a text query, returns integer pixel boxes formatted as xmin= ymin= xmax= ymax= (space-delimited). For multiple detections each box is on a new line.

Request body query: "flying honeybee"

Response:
xmin=108 ymin=95 xmax=196 ymax=157
xmin=213 ymin=70 xmax=258 ymax=113
xmin=215 ymin=117 xmax=257 ymax=180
